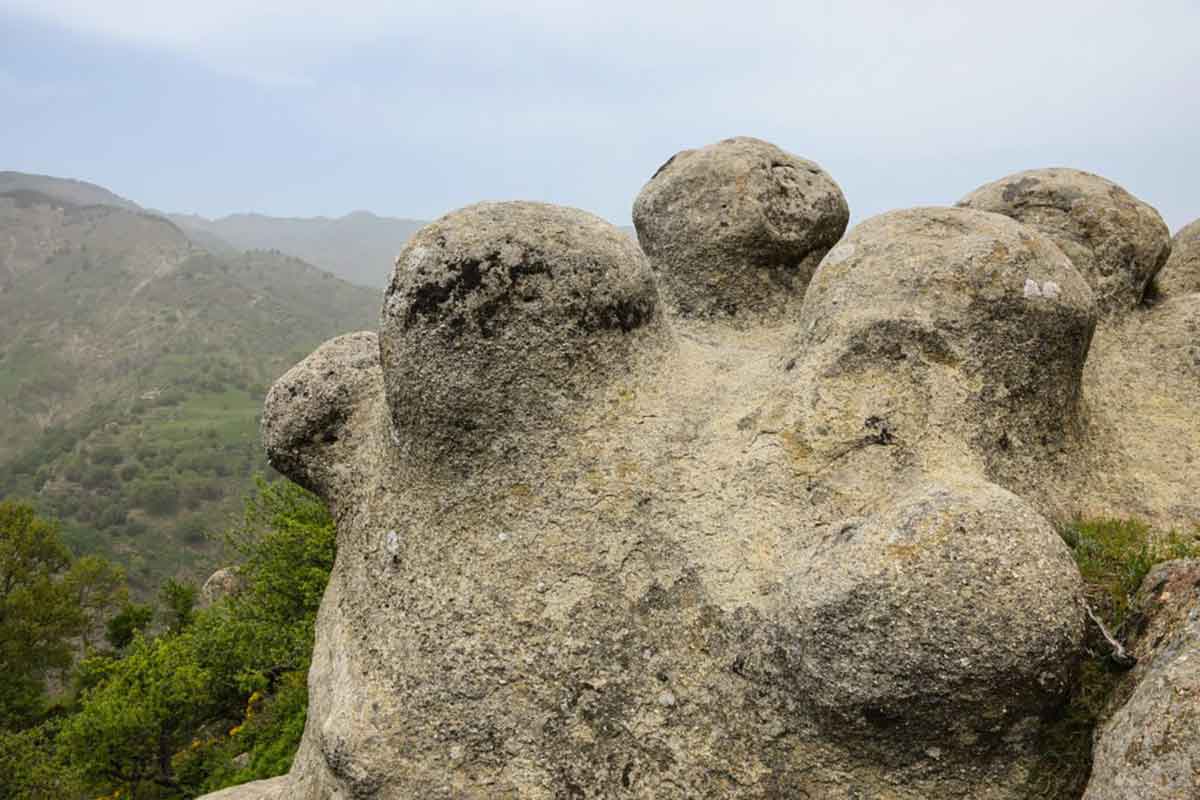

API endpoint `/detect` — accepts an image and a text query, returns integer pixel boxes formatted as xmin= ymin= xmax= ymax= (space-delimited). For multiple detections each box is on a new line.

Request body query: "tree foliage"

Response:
xmin=0 ymin=478 xmax=336 ymax=799
xmin=0 ymin=501 xmax=125 ymax=728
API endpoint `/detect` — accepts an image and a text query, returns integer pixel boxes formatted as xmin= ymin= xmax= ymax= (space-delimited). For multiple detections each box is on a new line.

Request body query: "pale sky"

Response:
xmin=2 ymin=1 xmax=1197 ymax=230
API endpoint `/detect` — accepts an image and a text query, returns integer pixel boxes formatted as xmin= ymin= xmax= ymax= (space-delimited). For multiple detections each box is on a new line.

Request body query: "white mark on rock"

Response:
xmin=498 ymin=531 xmax=510 ymax=543
xmin=1024 ymin=279 xmax=1061 ymax=300
xmin=657 ymin=690 xmax=677 ymax=707
xmin=385 ymin=529 xmax=401 ymax=558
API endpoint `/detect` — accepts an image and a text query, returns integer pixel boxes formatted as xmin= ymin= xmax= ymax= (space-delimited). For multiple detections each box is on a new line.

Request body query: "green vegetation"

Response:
xmin=1029 ymin=518 xmax=1200 ymax=799
xmin=0 ymin=480 xmax=335 ymax=799
xmin=0 ymin=190 xmax=376 ymax=593
xmin=0 ymin=501 xmax=126 ymax=727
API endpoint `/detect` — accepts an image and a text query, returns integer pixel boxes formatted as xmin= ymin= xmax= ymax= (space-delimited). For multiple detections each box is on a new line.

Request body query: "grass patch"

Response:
xmin=1028 ymin=518 xmax=1199 ymax=798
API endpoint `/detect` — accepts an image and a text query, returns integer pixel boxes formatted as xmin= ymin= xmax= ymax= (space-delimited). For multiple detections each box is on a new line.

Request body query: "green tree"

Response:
xmin=65 ymin=555 xmax=128 ymax=652
xmin=0 ymin=501 xmax=81 ymax=727
xmin=106 ymin=602 xmax=154 ymax=652
xmin=158 ymin=578 xmax=198 ymax=635
xmin=59 ymin=634 xmax=214 ymax=798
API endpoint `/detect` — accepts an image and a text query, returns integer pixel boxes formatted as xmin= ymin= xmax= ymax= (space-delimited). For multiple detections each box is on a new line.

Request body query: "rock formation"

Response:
xmin=204 ymin=141 xmax=1200 ymax=799
xmin=1154 ymin=218 xmax=1200 ymax=299
xmin=199 ymin=567 xmax=245 ymax=609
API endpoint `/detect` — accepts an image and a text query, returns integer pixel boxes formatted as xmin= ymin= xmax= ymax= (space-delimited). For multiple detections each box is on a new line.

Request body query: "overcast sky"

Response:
xmin=2 ymin=1 xmax=1197 ymax=230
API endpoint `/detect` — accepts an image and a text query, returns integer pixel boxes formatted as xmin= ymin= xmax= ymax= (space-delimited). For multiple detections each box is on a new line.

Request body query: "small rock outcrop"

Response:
xmin=199 ymin=567 xmax=244 ymax=608
xmin=1084 ymin=559 xmax=1200 ymax=800
xmin=633 ymin=136 xmax=848 ymax=321
xmin=203 ymin=141 xmax=1200 ymax=800
xmin=197 ymin=776 xmax=289 ymax=800
xmin=958 ymin=168 xmax=1171 ymax=316
xmin=1154 ymin=218 xmax=1200 ymax=299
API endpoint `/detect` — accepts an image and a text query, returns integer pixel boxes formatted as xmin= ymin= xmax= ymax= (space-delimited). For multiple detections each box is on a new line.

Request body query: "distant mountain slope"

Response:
xmin=170 ymin=210 xmax=426 ymax=288
xmin=0 ymin=171 xmax=141 ymax=211
xmin=0 ymin=185 xmax=378 ymax=591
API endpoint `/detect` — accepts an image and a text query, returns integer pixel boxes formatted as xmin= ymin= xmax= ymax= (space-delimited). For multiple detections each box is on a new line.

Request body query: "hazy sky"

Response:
xmin=2 ymin=1 xmax=1197 ymax=230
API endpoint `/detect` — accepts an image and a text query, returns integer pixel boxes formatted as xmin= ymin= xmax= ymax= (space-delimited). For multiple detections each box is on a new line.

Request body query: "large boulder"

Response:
xmin=262 ymin=331 xmax=383 ymax=503
xmin=1078 ymin=293 xmax=1200 ymax=530
xmin=632 ymin=136 xmax=848 ymax=322
xmin=958 ymin=168 xmax=1170 ymax=316
xmin=1084 ymin=559 xmax=1200 ymax=800
xmin=1153 ymin=218 xmax=1200 ymax=299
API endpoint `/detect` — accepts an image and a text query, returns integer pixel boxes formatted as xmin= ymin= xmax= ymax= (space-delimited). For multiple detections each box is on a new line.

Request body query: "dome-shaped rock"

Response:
xmin=633 ymin=137 xmax=848 ymax=321
xmin=958 ymin=168 xmax=1170 ymax=316
xmin=262 ymin=331 xmax=382 ymax=500
xmin=382 ymin=202 xmax=666 ymax=469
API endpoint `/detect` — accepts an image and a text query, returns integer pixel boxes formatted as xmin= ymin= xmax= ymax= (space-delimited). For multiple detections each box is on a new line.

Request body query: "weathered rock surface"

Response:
xmin=261 ymin=331 xmax=383 ymax=502
xmin=790 ymin=206 xmax=1095 ymax=520
xmin=196 ymin=776 xmax=289 ymax=800
xmin=1078 ymin=293 xmax=1200 ymax=529
xmin=201 ymin=147 xmax=1200 ymax=800
xmin=633 ymin=136 xmax=848 ymax=322
xmin=782 ymin=479 xmax=1084 ymax=759
xmin=380 ymin=201 xmax=665 ymax=470
xmin=1154 ymin=218 xmax=1200 ymax=299
xmin=1084 ymin=559 xmax=1200 ymax=800
xmin=958 ymin=168 xmax=1171 ymax=316
xmin=199 ymin=567 xmax=244 ymax=608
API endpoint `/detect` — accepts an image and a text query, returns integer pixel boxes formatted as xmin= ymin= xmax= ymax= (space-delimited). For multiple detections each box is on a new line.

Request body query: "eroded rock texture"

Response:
xmin=1154 ymin=218 xmax=1200 ymax=299
xmin=633 ymin=136 xmax=848 ymax=322
xmin=206 ymin=142 xmax=1200 ymax=800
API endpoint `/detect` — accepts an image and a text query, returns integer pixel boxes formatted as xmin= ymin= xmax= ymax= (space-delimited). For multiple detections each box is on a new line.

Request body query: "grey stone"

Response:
xmin=1154 ymin=218 xmax=1200 ymax=299
xmin=633 ymin=136 xmax=848 ymax=322
xmin=1084 ymin=559 xmax=1200 ymax=800
xmin=1078 ymin=293 xmax=1200 ymax=529
xmin=200 ymin=157 xmax=1200 ymax=799
xmin=380 ymin=201 xmax=666 ymax=472
xmin=196 ymin=776 xmax=289 ymax=800
xmin=958 ymin=168 xmax=1170 ymax=316
xmin=262 ymin=330 xmax=382 ymax=502
xmin=199 ymin=567 xmax=244 ymax=608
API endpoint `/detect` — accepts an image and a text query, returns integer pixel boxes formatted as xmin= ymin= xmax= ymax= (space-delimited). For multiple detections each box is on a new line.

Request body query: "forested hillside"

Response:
xmin=0 ymin=178 xmax=378 ymax=591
